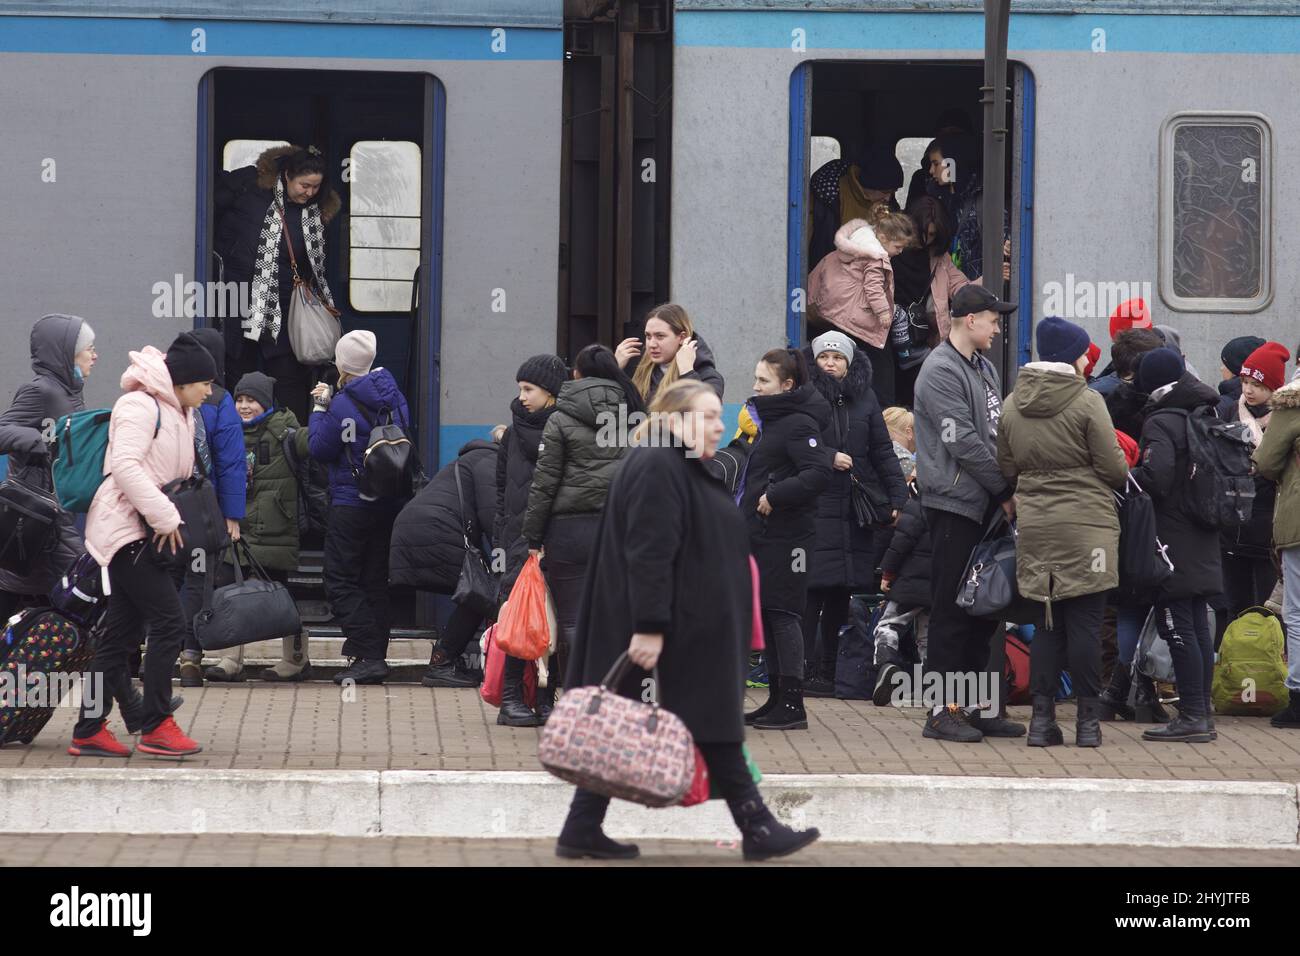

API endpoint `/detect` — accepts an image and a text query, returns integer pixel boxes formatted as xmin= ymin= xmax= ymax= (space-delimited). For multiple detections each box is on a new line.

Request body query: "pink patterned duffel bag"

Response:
xmin=538 ymin=652 xmax=695 ymax=807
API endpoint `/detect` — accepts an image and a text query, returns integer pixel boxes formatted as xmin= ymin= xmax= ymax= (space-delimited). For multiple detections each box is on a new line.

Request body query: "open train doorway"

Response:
xmin=791 ymin=60 xmax=1034 ymax=401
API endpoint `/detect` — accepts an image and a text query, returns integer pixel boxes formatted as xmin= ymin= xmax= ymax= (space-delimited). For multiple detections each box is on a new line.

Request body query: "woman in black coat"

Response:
xmin=1128 ymin=350 xmax=1223 ymax=745
xmin=558 ymin=379 xmax=819 ymax=862
xmin=389 ymin=437 xmax=499 ymax=688
xmin=800 ymin=333 xmax=907 ymax=695
xmin=214 ymin=144 xmax=340 ymax=422
xmin=494 ymin=355 xmax=567 ymax=727
xmin=735 ymin=349 xmax=832 ymax=731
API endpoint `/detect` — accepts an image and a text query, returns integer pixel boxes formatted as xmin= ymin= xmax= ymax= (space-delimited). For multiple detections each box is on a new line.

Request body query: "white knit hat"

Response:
xmin=335 ymin=329 xmax=377 ymax=377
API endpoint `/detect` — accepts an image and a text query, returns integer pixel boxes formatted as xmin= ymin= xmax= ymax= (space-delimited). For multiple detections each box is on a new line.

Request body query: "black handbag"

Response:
xmin=0 ymin=478 xmax=64 ymax=575
xmin=193 ymin=540 xmax=301 ymax=652
xmin=849 ymin=473 xmax=892 ymax=529
xmin=146 ymin=474 xmax=228 ymax=569
xmin=955 ymin=511 xmax=1021 ymax=618
xmin=1115 ymin=474 xmax=1174 ymax=600
xmin=451 ymin=460 xmax=499 ymax=618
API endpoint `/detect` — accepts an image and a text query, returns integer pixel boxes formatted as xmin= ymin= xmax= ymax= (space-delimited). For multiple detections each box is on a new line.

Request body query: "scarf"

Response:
xmin=245 ymin=175 xmax=334 ymax=344
xmin=1238 ymin=393 xmax=1269 ymax=446
xmin=839 ymin=166 xmax=879 ymax=224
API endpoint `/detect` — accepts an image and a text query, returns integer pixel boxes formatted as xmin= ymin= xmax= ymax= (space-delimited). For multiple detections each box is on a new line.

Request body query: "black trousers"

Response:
xmin=1155 ymin=597 xmax=1214 ymax=719
xmin=762 ymin=609 xmax=804 ymax=680
xmin=1223 ymin=552 xmax=1278 ymax=618
xmin=802 ymin=586 xmax=851 ymax=673
xmin=560 ymin=741 xmax=759 ymax=840
xmin=437 ymin=602 xmax=486 ymax=658
xmin=924 ymin=507 xmax=1002 ymax=708
xmin=323 ymin=504 xmax=397 ymax=660
xmin=75 ymin=541 xmax=186 ymax=737
xmin=1028 ymin=591 xmax=1106 ymax=699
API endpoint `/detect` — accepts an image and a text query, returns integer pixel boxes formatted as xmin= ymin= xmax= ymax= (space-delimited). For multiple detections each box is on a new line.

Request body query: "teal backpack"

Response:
xmin=51 ymin=404 xmax=159 ymax=513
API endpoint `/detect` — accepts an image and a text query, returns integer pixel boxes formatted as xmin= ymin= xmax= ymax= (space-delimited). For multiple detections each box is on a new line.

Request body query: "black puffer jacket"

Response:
xmin=879 ymin=494 xmax=932 ymax=609
xmin=522 ymin=378 xmax=630 ymax=547
xmin=1105 ymin=379 xmax=1149 ymax=442
xmin=1218 ymin=396 xmax=1276 ymax=559
xmin=738 ymin=384 xmax=833 ymax=614
xmin=1216 ymin=377 xmax=1242 ymax=421
xmin=389 ymin=439 xmax=497 ymax=592
xmin=495 ymin=399 xmax=556 ymax=597
xmin=1128 ymin=373 xmax=1224 ymax=600
xmin=804 ymin=347 xmax=907 ymax=590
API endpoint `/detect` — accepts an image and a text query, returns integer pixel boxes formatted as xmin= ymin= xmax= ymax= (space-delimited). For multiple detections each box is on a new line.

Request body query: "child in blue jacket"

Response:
xmin=178 ymin=328 xmax=248 ymax=685
xmin=309 ymin=330 xmax=412 ymax=686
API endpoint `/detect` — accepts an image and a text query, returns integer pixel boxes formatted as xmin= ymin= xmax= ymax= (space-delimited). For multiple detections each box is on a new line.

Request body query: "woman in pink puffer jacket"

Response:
xmin=69 ymin=333 xmax=217 ymax=760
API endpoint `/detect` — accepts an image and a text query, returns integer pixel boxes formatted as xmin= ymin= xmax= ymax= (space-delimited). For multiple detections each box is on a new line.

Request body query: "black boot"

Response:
xmin=1132 ymin=673 xmax=1170 ymax=723
xmin=1142 ymin=710 xmax=1212 ymax=743
xmin=744 ymin=675 xmax=780 ymax=726
xmin=535 ymin=680 xmax=556 ymax=724
xmin=728 ymin=796 xmax=820 ymax=862
xmin=497 ymin=666 xmax=541 ymax=727
xmin=803 ymin=661 xmax=835 ymax=698
xmin=1097 ymin=664 xmax=1134 ymax=722
xmin=1075 ymin=697 xmax=1103 ymax=747
xmin=556 ymin=790 xmax=639 ymax=860
xmin=1271 ymin=690 xmax=1300 ymax=728
xmin=422 ymin=645 xmax=477 ymax=688
xmin=1027 ymin=694 xmax=1063 ymax=747
xmin=753 ymin=677 xmax=808 ymax=731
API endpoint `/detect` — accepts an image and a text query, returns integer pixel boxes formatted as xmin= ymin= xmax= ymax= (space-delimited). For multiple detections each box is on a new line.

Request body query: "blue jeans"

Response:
xmin=1116 ymin=604 xmax=1149 ymax=666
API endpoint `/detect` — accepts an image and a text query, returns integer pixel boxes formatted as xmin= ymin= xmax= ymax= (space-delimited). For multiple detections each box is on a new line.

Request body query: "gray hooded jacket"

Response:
xmin=0 ymin=314 xmax=88 ymax=490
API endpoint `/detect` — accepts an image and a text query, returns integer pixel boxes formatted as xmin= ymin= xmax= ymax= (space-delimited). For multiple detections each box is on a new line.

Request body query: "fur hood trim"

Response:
xmin=1269 ymin=378 xmax=1300 ymax=411
xmin=255 ymin=145 xmax=342 ymax=224
xmin=803 ymin=344 xmax=873 ymax=403
xmin=833 ymin=218 xmax=889 ymax=261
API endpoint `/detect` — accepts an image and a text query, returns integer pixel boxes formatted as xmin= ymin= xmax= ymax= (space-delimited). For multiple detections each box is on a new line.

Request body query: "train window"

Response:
xmin=895 ymin=137 xmax=933 ymax=209
xmin=349 ymin=140 xmax=422 ymax=312
xmin=222 ymin=139 xmax=289 ymax=172
xmin=1160 ymin=113 xmax=1272 ymax=312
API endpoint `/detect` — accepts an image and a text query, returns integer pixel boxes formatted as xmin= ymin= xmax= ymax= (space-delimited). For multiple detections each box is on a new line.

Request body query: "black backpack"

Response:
xmin=0 ymin=479 xmax=62 ymax=576
xmin=349 ymin=400 xmax=416 ymax=501
xmin=1181 ymin=408 xmax=1256 ymax=531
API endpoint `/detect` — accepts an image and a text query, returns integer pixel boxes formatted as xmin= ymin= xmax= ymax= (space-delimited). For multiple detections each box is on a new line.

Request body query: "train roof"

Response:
xmin=676 ymin=0 xmax=1299 ymax=14
xmin=0 ymin=0 xmax=562 ymax=28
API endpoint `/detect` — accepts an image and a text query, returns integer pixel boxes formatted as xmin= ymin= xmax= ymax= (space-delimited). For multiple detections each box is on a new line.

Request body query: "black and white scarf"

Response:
xmin=245 ymin=175 xmax=335 ymax=343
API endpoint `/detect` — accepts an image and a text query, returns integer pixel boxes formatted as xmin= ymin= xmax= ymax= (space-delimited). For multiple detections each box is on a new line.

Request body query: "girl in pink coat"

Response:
xmin=69 ymin=333 xmax=217 ymax=759
xmin=808 ymin=204 xmax=916 ymax=405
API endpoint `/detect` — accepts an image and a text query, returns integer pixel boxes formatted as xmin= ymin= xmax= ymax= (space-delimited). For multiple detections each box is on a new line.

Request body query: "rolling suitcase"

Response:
xmin=0 ymin=608 xmax=99 ymax=746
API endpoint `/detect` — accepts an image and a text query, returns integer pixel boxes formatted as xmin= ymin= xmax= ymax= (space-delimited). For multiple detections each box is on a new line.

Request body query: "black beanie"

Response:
xmin=1136 ymin=347 xmax=1185 ymax=395
xmin=1221 ymin=335 xmax=1266 ymax=376
xmin=516 ymin=354 xmax=568 ymax=399
xmin=165 ymin=331 xmax=218 ymax=387
xmin=234 ymin=371 xmax=276 ymax=411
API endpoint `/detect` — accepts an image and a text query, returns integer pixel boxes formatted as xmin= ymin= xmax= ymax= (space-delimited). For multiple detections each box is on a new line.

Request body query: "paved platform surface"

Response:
xmin=5 ymin=834 xmax=1299 ymax=866
xmin=4 ymin=683 xmax=1299 ymax=782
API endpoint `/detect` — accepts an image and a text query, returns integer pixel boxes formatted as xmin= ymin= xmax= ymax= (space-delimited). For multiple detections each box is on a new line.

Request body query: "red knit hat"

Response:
xmin=1108 ymin=297 xmax=1151 ymax=340
xmin=1084 ymin=342 xmax=1101 ymax=378
xmin=1239 ymin=342 xmax=1291 ymax=393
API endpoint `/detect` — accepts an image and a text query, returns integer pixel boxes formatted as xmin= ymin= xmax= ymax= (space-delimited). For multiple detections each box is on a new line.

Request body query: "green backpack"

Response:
xmin=51 ymin=403 xmax=159 ymax=513
xmin=1212 ymin=607 xmax=1289 ymax=716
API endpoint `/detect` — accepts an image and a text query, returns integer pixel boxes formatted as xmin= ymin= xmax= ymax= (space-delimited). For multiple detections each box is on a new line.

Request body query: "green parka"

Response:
xmin=1253 ymin=379 xmax=1300 ymax=551
xmin=996 ymin=363 xmax=1129 ymax=616
xmin=522 ymin=377 xmax=631 ymax=547
xmin=233 ymin=406 xmax=311 ymax=571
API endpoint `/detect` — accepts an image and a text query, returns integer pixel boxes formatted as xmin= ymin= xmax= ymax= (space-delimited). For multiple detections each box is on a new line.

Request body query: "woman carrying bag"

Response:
xmin=556 ymin=379 xmax=820 ymax=862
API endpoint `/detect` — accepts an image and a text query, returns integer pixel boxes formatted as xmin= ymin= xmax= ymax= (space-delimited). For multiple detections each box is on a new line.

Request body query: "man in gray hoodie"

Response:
xmin=913 ymin=286 xmax=1024 ymax=742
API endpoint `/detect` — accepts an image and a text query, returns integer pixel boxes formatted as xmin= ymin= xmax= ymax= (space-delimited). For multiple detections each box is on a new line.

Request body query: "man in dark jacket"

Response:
xmin=913 ymin=285 xmax=1024 ymax=742
xmin=1129 ymin=349 xmax=1222 ymax=744
xmin=1101 ymin=327 xmax=1164 ymax=439
xmin=801 ymin=333 xmax=906 ymax=695
xmin=0 ymin=314 xmax=94 ymax=615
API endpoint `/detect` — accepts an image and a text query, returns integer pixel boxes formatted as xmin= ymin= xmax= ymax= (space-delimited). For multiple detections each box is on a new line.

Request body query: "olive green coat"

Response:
xmin=1253 ymin=379 xmax=1300 ymax=551
xmin=233 ymin=406 xmax=310 ymax=571
xmin=996 ymin=363 xmax=1129 ymax=610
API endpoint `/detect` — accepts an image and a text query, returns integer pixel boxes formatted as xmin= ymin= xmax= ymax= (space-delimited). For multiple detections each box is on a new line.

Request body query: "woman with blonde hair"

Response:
xmin=614 ymin=303 xmax=725 ymax=405
xmin=808 ymin=203 xmax=918 ymax=406
xmin=558 ymin=378 xmax=819 ymax=861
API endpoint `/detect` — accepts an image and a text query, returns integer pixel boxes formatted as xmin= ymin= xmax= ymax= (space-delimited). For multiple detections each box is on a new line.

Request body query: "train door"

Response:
xmin=790 ymin=60 xmax=1034 ymax=391
xmin=196 ymin=67 xmax=441 ymax=465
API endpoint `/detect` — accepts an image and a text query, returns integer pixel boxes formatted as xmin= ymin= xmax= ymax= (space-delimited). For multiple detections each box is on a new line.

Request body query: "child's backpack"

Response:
xmin=51 ymin=404 xmax=160 ymax=513
xmin=348 ymin=401 xmax=416 ymax=501
xmin=1212 ymin=606 xmax=1288 ymax=716
xmin=48 ymin=551 xmax=111 ymax=630
xmin=1181 ymin=408 xmax=1256 ymax=531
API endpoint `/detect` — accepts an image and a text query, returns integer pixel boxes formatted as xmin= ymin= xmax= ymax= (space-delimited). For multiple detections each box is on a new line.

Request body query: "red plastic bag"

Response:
xmin=479 ymin=623 xmax=537 ymax=708
xmin=495 ymin=555 xmax=551 ymax=661
xmin=749 ymin=555 xmax=765 ymax=650
xmin=679 ymin=746 xmax=710 ymax=807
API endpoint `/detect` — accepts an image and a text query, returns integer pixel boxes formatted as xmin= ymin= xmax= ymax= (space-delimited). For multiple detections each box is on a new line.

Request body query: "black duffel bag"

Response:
xmin=955 ymin=511 xmax=1022 ymax=619
xmin=1115 ymin=474 xmax=1174 ymax=602
xmin=146 ymin=475 xmax=228 ymax=569
xmin=0 ymin=478 xmax=63 ymax=575
xmin=193 ymin=541 xmax=301 ymax=652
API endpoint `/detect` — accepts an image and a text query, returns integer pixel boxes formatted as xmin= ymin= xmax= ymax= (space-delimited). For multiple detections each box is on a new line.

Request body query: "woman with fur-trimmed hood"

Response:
xmin=214 ymin=144 xmax=341 ymax=422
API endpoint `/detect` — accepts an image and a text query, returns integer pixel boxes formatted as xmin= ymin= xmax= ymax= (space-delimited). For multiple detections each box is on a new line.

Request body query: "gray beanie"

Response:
xmin=234 ymin=371 xmax=276 ymax=411
xmin=811 ymin=331 xmax=855 ymax=364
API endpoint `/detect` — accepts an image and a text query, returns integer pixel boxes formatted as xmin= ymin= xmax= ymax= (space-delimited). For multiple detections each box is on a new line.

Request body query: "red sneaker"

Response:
xmin=67 ymin=723 xmax=130 ymax=758
xmin=136 ymin=716 xmax=202 ymax=757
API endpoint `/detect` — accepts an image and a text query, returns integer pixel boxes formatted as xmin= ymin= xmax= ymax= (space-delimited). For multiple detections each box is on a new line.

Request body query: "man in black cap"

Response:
xmin=912 ymin=284 xmax=1025 ymax=742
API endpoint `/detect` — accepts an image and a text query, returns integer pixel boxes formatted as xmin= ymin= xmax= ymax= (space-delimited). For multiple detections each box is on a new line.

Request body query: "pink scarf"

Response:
xmin=1238 ymin=393 xmax=1269 ymax=446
